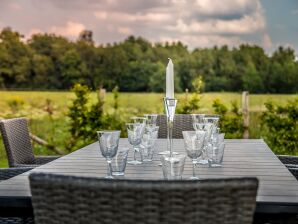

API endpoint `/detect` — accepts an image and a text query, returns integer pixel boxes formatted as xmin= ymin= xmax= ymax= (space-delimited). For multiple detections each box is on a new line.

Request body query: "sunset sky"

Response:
xmin=0 ymin=0 xmax=297 ymax=54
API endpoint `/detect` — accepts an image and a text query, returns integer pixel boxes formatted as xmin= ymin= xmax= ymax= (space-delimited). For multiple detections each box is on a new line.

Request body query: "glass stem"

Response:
xmin=133 ymin=146 xmax=137 ymax=161
xmin=192 ymin=160 xmax=196 ymax=178
xmin=107 ymin=160 xmax=112 ymax=177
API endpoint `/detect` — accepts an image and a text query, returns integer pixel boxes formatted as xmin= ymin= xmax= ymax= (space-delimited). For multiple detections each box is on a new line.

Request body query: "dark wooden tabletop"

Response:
xmin=0 ymin=139 xmax=298 ymax=216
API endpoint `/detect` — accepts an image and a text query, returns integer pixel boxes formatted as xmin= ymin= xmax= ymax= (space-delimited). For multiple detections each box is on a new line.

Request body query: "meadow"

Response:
xmin=0 ymin=91 xmax=297 ymax=167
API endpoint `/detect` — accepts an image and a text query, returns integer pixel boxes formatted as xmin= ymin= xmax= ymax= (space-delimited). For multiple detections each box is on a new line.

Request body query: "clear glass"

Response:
xmin=204 ymin=115 xmax=220 ymax=127
xmin=130 ymin=116 xmax=147 ymax=127
xmin=111 ymin=148 xmax=129 ymax=176
xmin=191 ymin=114 xmax=205 ymax=130
xmin=208 ymin=141 xmax=225 ymax=167
xmin=126 ymin=123 xmax=144 ymax=165
xmin=141 ymin=126 xmax=159 ymax=162
xmin=196 ymin=123 xmax=213 ymax=165
xmin=160 ymin=154 xmax=186 ymax=180
xmin=97 ymin=130 xmax=121 ymax=179
xmin=182 ymin=131 xmax=205 ymax=180
xmin=144 ymin=114 xmax=158 ymax=126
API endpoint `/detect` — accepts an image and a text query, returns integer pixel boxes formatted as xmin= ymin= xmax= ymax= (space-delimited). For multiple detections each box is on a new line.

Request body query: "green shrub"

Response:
xmin=261 ymin=99 xmax=298 ymax=155
xmin=212 ymin=99 xmax=244 ymax=138
xmin=176 ymin=92 xmax=201 ymax=114
xmin=66 ymin=84 xmax=125 ymax=151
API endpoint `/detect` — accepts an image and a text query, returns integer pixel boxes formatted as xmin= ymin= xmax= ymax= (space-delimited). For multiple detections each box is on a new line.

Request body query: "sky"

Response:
xmin=0 ymin=0 xmax=297 ymax=54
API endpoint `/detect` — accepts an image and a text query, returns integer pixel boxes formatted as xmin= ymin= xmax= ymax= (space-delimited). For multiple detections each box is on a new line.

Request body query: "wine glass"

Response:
xmin=183 ymin=130 xmax=205 ymax=180
xmin=191 ymin=114 xmax=205 ymax=131
xmin=126 ymin=123 xmax=145 ymax=165
xmin=97 ymin=130 xmax=121 ymax=179
xmin=144 ymin=114 xmax=158 ymax=132
xmin=131 ymin=116 xmax=147 ymax=127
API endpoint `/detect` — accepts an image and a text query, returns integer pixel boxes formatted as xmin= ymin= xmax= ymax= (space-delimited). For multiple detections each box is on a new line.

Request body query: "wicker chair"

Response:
xmin=156 ymin=114 xmax=194 ymax=139
xmin=277 ymin=155 xmax=298 ymax=167
xmin=0 ymin=167 xmax=32 ymax=181
xmin=29 ymin=173 xmax=258 ymax=224
xmin=0 ymin=167 xmax=34 ymax=224
xmin=0 ymin=118 xmax=60 ymax=168
xmin=277 ymin=155 xmax=298 ymax=180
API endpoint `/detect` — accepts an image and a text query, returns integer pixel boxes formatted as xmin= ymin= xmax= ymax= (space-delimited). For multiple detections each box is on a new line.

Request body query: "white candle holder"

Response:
xmin=164 ymin=97 xmax=177 ymax=157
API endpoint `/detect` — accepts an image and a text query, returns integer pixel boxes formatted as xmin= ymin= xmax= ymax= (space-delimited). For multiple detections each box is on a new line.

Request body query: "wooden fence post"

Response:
xmin=242 ymin=91 xmax=249 ymax=139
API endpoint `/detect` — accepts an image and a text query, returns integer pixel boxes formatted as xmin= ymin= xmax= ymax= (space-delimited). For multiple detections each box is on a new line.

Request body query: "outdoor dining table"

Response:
xmin=0 ymin=139 xmax=297 ymax=220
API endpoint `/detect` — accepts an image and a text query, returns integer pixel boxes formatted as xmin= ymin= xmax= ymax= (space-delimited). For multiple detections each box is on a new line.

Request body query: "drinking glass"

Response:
xmin=196 ymin=123 xmax=213 ymax=165
xmin=183 ymin=131 xmax=205 ymax=180
xmin=111 ymin=148 xmax=129 ymax=176
xmin=126 ymin=123 xmax=145 ymax=165
xmin=204 ymin=115 xmax=220 ymax=128
xmin=191 ymin=114 xmax=205 ymax=130
xmin=160 ymin=154 xmax=186 ymax=180
xmin=141 ymin=126 xmax=159 ymax=162
xmin=208 ymin=141 xmax=225 ymax=168
xmin=97 ymin=130 xmax=121 ymax=179
xmin=131 ymin=116 xmax=147 ymax=127
xmin=144 ymin=114 xmax=158 ymax=127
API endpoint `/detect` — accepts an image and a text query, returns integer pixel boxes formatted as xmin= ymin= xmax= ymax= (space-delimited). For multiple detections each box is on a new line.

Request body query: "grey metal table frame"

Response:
xmin=0 ymin=139 xmax=297 ymax=218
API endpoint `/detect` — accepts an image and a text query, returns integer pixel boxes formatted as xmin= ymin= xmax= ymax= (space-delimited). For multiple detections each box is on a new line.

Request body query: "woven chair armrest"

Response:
xmin=35 ymin=156 xmax=60 ymax=165
xmin=0 ymin=168 xmax=32 ymax=181
xmin=277 ymin=155 xmax=298 ymax=166
xmin=14 ymin=164 xmax=40 ymax=168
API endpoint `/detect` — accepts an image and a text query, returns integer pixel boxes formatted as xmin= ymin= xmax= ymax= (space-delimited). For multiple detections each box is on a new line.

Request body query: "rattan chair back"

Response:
xmin=0 ymin=118 xmax=35 ymax=167
xmin=156 ymin=114 xmax=194 ymax=139
xmin=30 ymin=173 xmax=258 ymax=224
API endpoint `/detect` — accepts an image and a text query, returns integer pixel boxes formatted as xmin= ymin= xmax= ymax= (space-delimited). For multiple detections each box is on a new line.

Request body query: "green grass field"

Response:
xmin=0 ymin=91 xmax=297 ymax=167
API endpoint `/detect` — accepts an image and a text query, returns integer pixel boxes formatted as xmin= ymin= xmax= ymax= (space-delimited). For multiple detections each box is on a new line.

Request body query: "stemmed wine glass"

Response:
xmin=127 ymin=123 xmax=145 ymax=165
xmin=183 ymin=130 xmax=205 ymax=180
xmin=144 ymin=114 xmax=158 ymax=125
xmin=191 ymin=114 xmax=205 ymax=131
xmin=97 ymin=130 xmax=121 ymax=179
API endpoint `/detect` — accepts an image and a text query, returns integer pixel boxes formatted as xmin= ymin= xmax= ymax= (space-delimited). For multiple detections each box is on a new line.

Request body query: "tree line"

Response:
xmin=0 ymin=27 xmax=297 ymax=93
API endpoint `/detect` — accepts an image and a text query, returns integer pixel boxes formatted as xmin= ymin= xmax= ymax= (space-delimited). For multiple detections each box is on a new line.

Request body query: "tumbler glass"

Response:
xmin=111 ymin=148 xmax=129 ymax=176
xmin=160 ymin=154 xmax=186 ymax=180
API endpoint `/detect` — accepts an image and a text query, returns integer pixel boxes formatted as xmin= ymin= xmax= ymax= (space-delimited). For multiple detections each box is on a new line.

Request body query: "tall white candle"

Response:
xmin=166 ymin=58 xmax=174 ymax=98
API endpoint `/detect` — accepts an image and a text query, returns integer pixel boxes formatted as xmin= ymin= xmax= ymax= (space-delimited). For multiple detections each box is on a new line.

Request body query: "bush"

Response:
xmin=261 ymin=99 xmax=298 ymax=155
xmin=66 ymin=84 xmax=125 ymax=151
xmin=212 ymin=99 xmax=244 ymax=138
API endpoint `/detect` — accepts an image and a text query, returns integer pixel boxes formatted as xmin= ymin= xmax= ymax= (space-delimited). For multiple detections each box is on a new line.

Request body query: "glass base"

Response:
xmin=209 ymin=164 xmax=222 ymax=168
xmin=112 ymin=172 xmax=125 ymax=176
xmin=128 ymin=160 xmax=142 ymax=165
xmin=104 ymin=176 xmax=114 ymax=179
xmin=143 ymin=159 xmax=152 ymax=162
xmin=189 ymin=176 xmax=200 ymax=180
xmin=196 ymin=159 xmax=208 ymax=165
xmin=158 ymin=151 xmax=179 ymax=155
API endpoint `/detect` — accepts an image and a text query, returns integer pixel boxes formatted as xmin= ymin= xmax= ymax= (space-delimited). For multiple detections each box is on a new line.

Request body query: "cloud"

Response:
xmin=117 ymin=26 xmax=133 ymax=35
xmin=8 ymin=3 xmax=22 ymax=11
xmin=0 ymin=0 xmax=278 ymax=52
xmin=49 ymin=21 xmax=85 ymax=38
xmin=158 ymin=34 xmax=243 ymax=49
xmin=94 ymin=11 xmax=172 ymax=23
